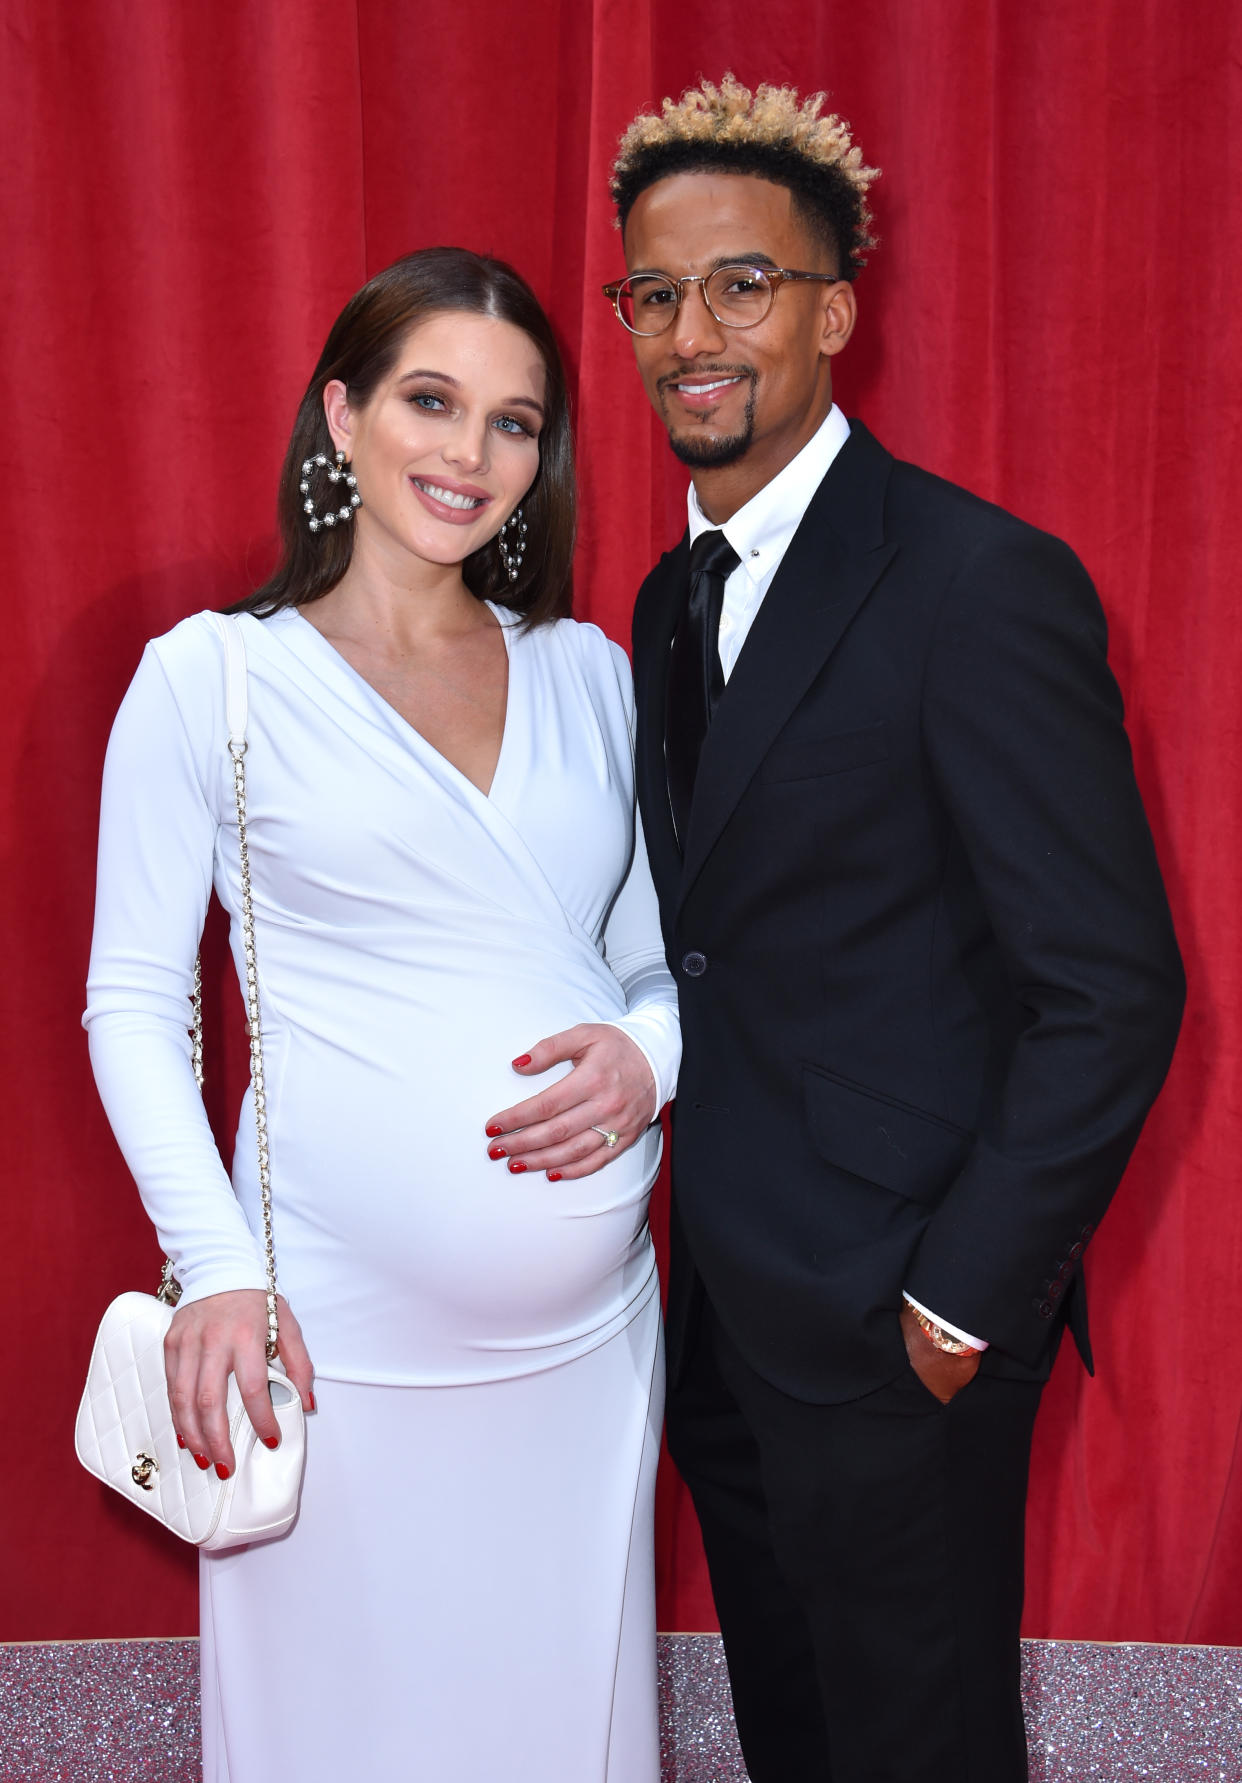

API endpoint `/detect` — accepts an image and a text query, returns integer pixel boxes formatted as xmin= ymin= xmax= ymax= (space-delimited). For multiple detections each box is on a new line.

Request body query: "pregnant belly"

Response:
xmin=234 ymin=977 xmax=662 ymax=1383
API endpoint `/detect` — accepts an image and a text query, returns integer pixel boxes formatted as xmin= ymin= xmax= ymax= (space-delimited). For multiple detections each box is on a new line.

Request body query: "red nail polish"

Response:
xmin=262 ymin=1437 xmax=279 ymax=1451
xmin=175 ymin=1434 xmax=186 ymax=1449
xmin=512 ymin=1054 xmax=532 ymax=1068
xmin=488 ymin=1145 xmax=507 ymax=1160
xmin=308 ymin=1392 xmax=317 ymax=1413
xmin=215 ymin=1462 xmax=231 ymax=1481
xmin=548 ymin=1171 xmax=562 ymax=1182
xmin=508 ymin=1159 xmax=527 ymax=1173
xmin=485 ymin=1123 xmax=504 ymax=1138
xmin=194 ymin=1454 xmax=210 ymax=1470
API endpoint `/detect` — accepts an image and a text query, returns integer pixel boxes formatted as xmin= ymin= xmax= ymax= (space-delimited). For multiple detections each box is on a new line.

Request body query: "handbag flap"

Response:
xmin=75 ymin=1291 xmax=223 ymax=1542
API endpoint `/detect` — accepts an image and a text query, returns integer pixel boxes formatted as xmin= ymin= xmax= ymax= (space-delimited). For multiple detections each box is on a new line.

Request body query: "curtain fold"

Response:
xmin=2 ymin=0 xmax=1238 ymax=1643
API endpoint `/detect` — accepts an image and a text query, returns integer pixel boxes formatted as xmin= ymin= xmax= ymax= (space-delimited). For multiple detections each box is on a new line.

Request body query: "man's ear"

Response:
xmin=323 ymin=380 xmax=354 ymax=455
xmin=820 ymin=279 xmax=857 ymax=360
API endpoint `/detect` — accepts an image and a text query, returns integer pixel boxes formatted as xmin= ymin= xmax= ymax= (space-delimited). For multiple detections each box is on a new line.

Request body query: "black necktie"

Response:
xmin=666 ymin=528 xmax=741 ymax=846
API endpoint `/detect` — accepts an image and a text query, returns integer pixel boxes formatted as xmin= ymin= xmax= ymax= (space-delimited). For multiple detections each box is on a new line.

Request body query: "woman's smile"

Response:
xmin=409 ymin=473 xmax=492 ymax=524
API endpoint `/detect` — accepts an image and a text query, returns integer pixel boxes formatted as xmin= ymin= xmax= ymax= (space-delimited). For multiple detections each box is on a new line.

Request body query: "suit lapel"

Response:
xmin=631 ymin=537 xmax=689 ymax=901
xmin=679 ymin=422 xmax=898 ymax=906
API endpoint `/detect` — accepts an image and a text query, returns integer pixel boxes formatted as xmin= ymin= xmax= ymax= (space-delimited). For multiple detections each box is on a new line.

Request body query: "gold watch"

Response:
xmin=904 ymin=1299 xmax=978 ymax=1356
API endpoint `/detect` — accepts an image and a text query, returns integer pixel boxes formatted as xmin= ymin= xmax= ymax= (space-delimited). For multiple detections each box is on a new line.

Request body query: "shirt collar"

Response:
xmin=686 ymin=404 xmax=852 ymax=583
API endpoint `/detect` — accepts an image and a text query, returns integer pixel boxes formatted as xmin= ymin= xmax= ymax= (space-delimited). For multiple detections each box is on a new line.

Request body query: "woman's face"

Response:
xmin=325 ymin=311 xmax=546 ymax=575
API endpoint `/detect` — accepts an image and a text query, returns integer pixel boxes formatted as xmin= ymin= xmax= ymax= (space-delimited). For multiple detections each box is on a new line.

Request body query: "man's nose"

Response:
xmin=668 ymin=280 xmax=727 ymax=358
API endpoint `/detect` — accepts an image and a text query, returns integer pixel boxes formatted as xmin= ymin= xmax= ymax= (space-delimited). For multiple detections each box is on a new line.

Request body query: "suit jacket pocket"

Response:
xmin=802 ymin=1064 xmax=973 ymax=1205
xmin=760 ymin=719 xmax=889 ymax=784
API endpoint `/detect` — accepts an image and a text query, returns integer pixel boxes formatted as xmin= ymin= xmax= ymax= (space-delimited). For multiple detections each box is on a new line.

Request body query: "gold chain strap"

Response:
xmin=230 ymin=738 xmax=280 ymax=1361
xmin=190 ymin=955 xmax=204 ymax=1090
xmin=158 ymin=737 xmax=280 ymax=1364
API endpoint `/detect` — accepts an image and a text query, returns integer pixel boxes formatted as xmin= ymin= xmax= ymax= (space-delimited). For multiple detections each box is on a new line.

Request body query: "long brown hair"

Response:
xmin=232 ymin=248 xmax=575 ymax=626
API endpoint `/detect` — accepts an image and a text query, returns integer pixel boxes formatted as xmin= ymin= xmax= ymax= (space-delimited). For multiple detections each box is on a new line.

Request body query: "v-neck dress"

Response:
xmin=84 ymin=604 xmax=680 ymax=1782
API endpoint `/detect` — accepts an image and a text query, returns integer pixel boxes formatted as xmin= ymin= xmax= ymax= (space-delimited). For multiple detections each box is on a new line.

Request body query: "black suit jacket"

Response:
xmin=633 ymin=421 xmax=1185 ymax=1403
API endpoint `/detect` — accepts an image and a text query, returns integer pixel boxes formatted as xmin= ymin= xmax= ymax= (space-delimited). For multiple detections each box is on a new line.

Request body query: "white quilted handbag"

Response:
xmin=76 ymin=613 xmax=306 ymax=1549
xmin=76 ymin=1291 xmax=305 ymax=1548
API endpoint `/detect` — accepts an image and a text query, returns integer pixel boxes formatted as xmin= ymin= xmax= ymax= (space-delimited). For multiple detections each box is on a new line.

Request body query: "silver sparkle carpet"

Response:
xmin=1 ymin=1635 xmax=1239 ymax=1780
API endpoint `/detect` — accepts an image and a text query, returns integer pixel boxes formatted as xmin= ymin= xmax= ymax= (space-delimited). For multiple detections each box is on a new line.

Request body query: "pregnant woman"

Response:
xmin=83 ymin=248 xmax=679 ymax=1782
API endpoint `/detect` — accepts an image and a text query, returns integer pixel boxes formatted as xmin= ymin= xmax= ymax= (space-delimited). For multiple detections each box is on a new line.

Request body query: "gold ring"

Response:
xmin=591 ymin=1126 xmax=620 ymax=1148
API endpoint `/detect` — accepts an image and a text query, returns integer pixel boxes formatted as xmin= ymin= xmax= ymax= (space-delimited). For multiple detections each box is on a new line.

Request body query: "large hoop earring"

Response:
xmin=301 ymin=450 xmax=361 ymax=533
xmin=497 ymin=507 xmax=527 ymax=581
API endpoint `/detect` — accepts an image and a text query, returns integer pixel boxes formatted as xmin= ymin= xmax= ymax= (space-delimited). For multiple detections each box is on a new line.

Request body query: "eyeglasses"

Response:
xmin=602 ymin=264 xmax=843 ymax=336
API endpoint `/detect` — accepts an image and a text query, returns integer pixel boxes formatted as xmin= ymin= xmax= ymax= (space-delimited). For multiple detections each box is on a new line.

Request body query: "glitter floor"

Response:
xmin=1 ymin=1635 xmax=1238 ymax=1780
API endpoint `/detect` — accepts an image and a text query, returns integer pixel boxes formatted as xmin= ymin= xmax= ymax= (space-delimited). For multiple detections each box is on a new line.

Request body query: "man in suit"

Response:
xmin=605 ymin=76 xmax=1185 ymax=1782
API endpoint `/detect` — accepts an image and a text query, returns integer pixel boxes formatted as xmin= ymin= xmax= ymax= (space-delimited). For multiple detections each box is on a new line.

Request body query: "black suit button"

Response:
xmin=1058 ymin=1261 xmax=1074 ymax=1282
xmin=1035 ymin=1300 xmax=1054 ymax=1319
xmin=681 ymin=951 xmax=708 ymax=978
xmin=1068 ymin=1242 xmax=1084 ymax=1261
xmin=1080 ymin=1224 xmax=1095 ymax=1241
xmin=1048 ymin=1281 xmax=1063 ymax=1301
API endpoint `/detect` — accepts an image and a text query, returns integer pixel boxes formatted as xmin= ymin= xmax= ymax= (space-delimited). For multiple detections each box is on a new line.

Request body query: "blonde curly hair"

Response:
xmin=611 ymin=73 xmax=879 ymax=277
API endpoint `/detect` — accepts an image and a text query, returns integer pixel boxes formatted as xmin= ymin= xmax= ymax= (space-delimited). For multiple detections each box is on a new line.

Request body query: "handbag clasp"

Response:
xmin=131 ymin=1452 xmax=158 ymax=1490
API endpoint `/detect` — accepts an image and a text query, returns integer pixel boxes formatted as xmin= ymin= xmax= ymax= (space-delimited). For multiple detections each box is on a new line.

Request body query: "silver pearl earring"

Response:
xmin=497 ymin=507 xmax=528 ymax=582
xmin=301 ymin=450 xmax=361 ymax=534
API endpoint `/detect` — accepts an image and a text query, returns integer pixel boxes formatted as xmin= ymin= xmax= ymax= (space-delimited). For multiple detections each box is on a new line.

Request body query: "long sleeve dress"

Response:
xmin=83 ymin=602 xmax=681 ymax=1783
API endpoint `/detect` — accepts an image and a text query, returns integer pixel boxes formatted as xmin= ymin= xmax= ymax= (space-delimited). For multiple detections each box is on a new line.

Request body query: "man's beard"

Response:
xmin=662 ymin=372 xmax=757 ymax=468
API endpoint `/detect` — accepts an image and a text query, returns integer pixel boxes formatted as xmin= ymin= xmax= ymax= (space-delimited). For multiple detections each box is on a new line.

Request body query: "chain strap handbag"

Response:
xmin=75 ymin=612 xmax=307 ymax=1549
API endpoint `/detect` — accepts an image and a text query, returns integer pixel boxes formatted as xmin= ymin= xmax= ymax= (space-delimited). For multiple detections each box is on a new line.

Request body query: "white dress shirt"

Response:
xmin=687 ymin=404 xmax=851 ymax=681
xmin=685 ymin=406 xmax=987 ymax=1352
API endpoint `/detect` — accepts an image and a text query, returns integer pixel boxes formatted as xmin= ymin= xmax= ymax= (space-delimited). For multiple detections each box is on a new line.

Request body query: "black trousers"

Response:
xmin=666 ymin=1300 xmax=1043 ymax=1783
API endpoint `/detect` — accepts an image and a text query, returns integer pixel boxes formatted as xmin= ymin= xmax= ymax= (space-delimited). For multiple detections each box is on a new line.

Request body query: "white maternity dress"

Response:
xmin=83 ymin=604 xmax=681 ymax=1783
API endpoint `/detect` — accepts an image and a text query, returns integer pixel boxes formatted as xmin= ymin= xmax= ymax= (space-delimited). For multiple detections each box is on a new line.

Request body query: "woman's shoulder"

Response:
xmin=514 ymin=610 xmax=633 ymax=694
xmin=146 ymin=605 xmax=285 ymax=686
xmin=124 ymin=609 xmax=249 ymax=740
xmin=144 ymin=608 xmax=229 ymax=677
xmin=101 ymin=612 xmax=233 ymax=769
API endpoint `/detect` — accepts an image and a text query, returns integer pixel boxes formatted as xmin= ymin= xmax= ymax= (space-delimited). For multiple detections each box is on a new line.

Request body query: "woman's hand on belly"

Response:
xmin=484 ymin=1024 xmax=657 ymax=1181
xmin=164 ymin=1290 xmax=315 ymax=1476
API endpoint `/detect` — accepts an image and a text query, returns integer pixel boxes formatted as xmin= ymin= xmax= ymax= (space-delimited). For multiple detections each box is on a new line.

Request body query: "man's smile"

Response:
xmin=659 ymin=369 xmax=753 ymax=413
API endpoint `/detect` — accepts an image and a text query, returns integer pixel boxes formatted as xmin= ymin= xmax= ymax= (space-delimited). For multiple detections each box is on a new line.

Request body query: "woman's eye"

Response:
xmin=494 ymin=414 xmax=534 ymax=437
xmin=410 ymin=391 xmax=447 ymax=412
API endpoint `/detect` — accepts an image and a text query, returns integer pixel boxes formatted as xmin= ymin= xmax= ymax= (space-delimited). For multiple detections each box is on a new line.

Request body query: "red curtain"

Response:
xmin=3 ymin=0 xmax=1239 ymax=1644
